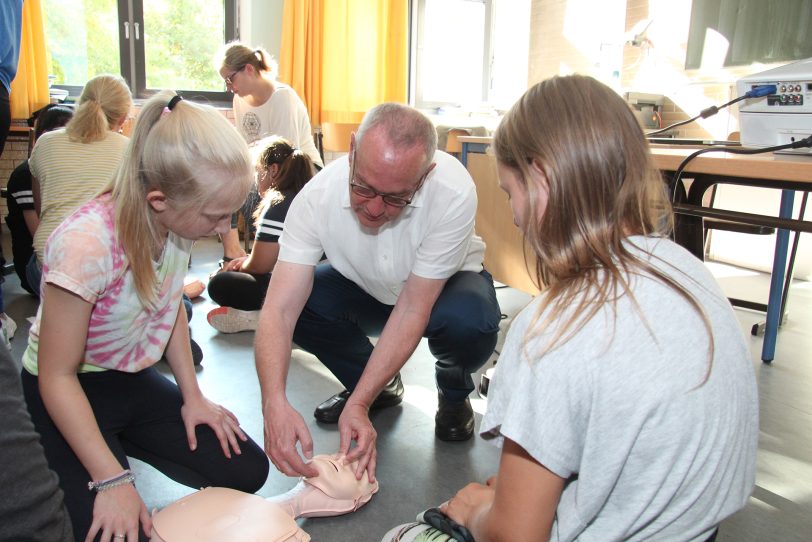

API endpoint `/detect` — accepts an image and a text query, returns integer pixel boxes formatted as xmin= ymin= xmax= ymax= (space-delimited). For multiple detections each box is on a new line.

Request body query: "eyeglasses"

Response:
xmin=224 ymin=66 xmax=243 ymax=86
xmin=349 ymin=151 xmax=428 ymax=208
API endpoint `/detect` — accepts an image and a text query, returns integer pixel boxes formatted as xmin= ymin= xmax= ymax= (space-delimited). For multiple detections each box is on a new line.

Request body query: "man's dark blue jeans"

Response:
xmin=293 ymin=263 xmax=502 ymax=402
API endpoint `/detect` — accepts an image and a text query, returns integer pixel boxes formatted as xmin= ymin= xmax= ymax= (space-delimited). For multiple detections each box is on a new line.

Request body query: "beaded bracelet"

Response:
xmin=88 ymin=469 xmax=136 ymax=492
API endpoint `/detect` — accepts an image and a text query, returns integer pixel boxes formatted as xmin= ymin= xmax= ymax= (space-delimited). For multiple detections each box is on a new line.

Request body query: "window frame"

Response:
xmin=50 ymin=0 xmax=238 ymax=103
xmin=409 ymin=0 xmax=495 ymax=110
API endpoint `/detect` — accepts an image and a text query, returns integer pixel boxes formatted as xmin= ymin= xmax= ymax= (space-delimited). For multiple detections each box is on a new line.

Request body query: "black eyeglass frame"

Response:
xmin=224 ymin=66 xmax=244 ymax=86
xmin=348 ymin=149 xmax=430 ymax=208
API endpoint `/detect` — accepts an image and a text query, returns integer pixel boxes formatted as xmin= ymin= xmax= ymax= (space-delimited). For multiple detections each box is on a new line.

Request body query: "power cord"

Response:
xmin=670 ymin=135 xmax=812 ymax=200
xmin=647 ymin=84 xmax=777 ymax=138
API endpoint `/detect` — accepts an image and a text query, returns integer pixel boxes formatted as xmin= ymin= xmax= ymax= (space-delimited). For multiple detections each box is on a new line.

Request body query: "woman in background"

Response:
xmin=216 ymin=42 xmax=322 ymax=167
xmin=27 ymin=74 xmax=132 ymax=294
xmin=384 ymin=75 xmax=758 ymax=542
xmin=5 ymin=104 xmax=74 ymax=295
xmin=207 ymin=136 xmax=315 ymax=333
xmin=21 ymin=91 xmax=269 ymax=542
xmin=213 ymin=42 xmax=323 ymax=266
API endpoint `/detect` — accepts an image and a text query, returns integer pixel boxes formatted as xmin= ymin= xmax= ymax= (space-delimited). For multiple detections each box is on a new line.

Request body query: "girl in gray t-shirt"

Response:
xmin=384 ymin=75 xmax=757 ymax=542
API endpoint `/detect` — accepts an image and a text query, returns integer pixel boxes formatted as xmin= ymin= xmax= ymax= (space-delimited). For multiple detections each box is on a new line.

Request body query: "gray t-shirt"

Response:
xmin=481 ymin=236 xmax=758 ymax=541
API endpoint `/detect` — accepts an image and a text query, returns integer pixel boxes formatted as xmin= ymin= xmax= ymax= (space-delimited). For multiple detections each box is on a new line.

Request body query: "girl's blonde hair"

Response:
xmin=493 ymin=75 xmax=710 ymax=356
xmin=251 ymin=136 xmax=315 ymax=226
xmin=217 ymin=42 xmax=278 ymax=79
xmin=65 ymin=74 xmax=132 ymax=144
xmin=108 ymin=91 xmax=253 ymax=309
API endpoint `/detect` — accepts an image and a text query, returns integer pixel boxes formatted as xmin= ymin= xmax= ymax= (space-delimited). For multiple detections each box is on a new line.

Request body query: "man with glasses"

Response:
xmin=255 ymin=103 xmax=501 ymax=481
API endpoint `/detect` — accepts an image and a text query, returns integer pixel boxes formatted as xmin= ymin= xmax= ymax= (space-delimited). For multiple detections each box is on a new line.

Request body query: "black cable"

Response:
xmin=670 ymin=135 xmax=812 ymax=201
xmin=647 ymin=84 xmax=777 ymax=138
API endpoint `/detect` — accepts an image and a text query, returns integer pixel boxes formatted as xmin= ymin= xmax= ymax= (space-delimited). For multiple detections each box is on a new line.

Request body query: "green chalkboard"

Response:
xmin=685 ymin=0 xmax=812 ymax=69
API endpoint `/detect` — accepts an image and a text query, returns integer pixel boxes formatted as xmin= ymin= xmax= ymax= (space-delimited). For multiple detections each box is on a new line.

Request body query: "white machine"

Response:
xmin=737 ymin=57 xmax=812 ymax=154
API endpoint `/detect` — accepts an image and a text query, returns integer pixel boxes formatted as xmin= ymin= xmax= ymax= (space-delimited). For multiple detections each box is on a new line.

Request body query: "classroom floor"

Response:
xmin=2 ymin=234 xmax=811 ymax=541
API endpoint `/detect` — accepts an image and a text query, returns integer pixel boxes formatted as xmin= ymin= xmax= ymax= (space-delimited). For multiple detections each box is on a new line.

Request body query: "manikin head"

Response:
xmin=150 ymin=455 xmax=378 ymax=542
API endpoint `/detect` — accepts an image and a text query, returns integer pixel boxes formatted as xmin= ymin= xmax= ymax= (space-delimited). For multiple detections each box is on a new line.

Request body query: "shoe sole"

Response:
xmin=207 ymin=307 xmax=259 ymax=333
xmin=435 ymin=424 xmax=475 ymax=441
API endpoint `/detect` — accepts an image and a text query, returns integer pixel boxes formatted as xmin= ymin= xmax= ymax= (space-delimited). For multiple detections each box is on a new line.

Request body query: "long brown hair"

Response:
xmin=252 ymin=136 xmax=314 ymax=226
xmin=493 ymin=75 xmax=711 ymax=359
xmin=217 ymin=42 xmax=278 ymax=79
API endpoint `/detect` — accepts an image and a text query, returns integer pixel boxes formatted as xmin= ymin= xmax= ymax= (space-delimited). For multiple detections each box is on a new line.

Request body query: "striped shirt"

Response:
xmin=29 ymin=128 xmax=129 ymax=263
xmin=254 ymin=189 xmax=296 ymax=244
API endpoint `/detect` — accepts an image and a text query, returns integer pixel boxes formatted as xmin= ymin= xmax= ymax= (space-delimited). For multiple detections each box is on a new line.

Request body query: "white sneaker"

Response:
xmin=207 ymin=307 xmax=259 ymax=333
xmin=0 ymin=313 xmax=17 ymax=341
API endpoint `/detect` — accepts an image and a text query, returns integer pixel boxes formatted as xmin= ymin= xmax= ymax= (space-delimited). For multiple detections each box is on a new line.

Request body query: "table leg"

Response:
xmin=762 ymin=189 xmax=795 ymax=363
xmin=461 ymin=142 xmax=469 ymax=167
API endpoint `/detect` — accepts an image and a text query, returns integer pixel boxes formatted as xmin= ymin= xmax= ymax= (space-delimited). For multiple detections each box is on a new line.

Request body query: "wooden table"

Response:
xmin=461 ymin=137 xmax=812 ymax=363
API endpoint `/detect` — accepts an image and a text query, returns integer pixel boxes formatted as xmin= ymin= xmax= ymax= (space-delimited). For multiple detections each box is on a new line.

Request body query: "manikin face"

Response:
xmin=496 ymin=160 xmax=548 ymax=229
xmin=347 ymin=130 xmax=435 ymax=230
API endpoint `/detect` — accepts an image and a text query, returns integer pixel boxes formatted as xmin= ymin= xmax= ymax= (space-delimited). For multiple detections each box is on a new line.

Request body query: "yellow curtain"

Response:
xmin=280 ymin=0 xmax=408 ymax=126
xmin=10 ymin=0 xmax=49 ymax=120
xmin=280 ymin=0 xmax=323 ymax=126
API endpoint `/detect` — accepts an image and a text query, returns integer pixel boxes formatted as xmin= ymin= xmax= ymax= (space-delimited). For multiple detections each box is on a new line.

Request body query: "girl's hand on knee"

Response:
xmin=181 ymin=396 xmax=247 ymax=458
xmin=86 ymin=483 xmax=151 ymax=542
xmin=223 ymin=256 xmax=247 ymax=272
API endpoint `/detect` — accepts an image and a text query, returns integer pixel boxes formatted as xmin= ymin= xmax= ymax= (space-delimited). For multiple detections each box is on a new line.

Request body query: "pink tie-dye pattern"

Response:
xmin=32 ymin=195 xmax=193 ymax=373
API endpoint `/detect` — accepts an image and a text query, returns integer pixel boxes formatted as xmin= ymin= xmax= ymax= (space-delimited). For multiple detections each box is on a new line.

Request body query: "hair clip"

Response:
xmin=162 ymin=95 xmax=183 ymax=116
xmin=167 ymin=95 xmax=182 ymax=110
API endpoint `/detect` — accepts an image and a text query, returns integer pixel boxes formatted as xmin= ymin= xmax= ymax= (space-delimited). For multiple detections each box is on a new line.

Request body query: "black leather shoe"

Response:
xmin=314 ymin=373 xmax=404 ymax=423
xmin=435 ymin=395 xmax=474 ymax=441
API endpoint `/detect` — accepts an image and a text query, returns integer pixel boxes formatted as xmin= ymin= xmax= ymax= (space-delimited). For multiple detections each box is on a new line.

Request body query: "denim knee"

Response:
xmin=25 ymin=254 xmax=42 ymax=297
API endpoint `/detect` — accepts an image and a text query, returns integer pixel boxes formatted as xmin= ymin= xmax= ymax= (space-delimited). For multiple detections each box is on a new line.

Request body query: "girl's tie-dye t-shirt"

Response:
xmin=22 ymin=194 xmax=194 ymax=375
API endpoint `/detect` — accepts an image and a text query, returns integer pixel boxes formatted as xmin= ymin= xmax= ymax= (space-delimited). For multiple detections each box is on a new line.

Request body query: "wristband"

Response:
xmin=88 ymin=469 xmax=136 ymax=492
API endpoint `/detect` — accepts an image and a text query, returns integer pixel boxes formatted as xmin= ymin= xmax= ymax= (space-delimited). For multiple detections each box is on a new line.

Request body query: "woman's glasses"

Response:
xmin=224 ymin=66 xmax=243 ymax=86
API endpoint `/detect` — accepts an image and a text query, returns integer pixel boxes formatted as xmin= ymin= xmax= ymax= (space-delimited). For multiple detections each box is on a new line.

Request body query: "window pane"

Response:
xmin=143 ymin=0 xmax=226 ymax=92
xmin=43 ymin=0 xmax=120 ymax=86
xmin=419 ymin=0 xmax=486 ymax=105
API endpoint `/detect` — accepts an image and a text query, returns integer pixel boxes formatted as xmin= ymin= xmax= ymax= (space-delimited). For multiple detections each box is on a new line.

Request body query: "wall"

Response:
xmin=529 ymin=0 xmax=744 ymax=139
xmin=529 ymin=0 xmax=627 ymax=89
xmin=528 ymin=0 xmax=812 ymax=279
xmin=240 ymin=0 xmax=285 ymax=62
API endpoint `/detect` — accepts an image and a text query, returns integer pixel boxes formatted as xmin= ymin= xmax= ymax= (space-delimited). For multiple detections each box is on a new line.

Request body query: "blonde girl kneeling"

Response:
xmin=21 ymin=92 xmax=270 ymax=542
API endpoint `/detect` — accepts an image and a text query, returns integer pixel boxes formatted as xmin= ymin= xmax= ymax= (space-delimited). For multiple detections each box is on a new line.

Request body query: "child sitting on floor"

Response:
xmin=384 ymin=74 xmax=758 ymax=542
xmin=207 ymin=135 xmax=315 ymax=333
xmin=21 ymin=91 xmax=270 ymax=542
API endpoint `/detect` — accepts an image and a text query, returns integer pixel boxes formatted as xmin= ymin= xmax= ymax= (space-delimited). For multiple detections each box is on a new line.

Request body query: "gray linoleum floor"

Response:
xmin=2 ymin=234 xmax=811 ymax=541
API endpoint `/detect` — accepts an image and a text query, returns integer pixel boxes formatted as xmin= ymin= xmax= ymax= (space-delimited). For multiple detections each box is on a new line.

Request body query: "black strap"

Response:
xmin=418 ymin=508 xmax=475 ymax=542
xmin=167 ymin=94 xmax=183 ymax=111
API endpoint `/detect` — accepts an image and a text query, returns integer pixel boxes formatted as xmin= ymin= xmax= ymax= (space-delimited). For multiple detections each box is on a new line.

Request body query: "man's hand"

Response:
xmin=263 ymin=401 xmax=318 ymax=478
xmin=338 ymin=403 xmax=377 ymax=482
